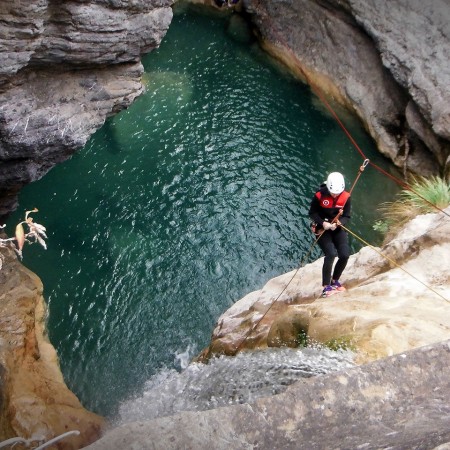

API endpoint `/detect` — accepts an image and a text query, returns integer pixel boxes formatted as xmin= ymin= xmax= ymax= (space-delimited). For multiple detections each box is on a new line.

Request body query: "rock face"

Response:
xmin=84 ymin=340 xmax=450 ymax=449
xmin=242 ymin=0 xmax=450 ymax=178
xmin=0 ymin=245 xmax=105 ymax=448
xmin=0 ymin=0 xmax=173 ymax=219
xmin=199 ymin=207 xmax=450 ymax=364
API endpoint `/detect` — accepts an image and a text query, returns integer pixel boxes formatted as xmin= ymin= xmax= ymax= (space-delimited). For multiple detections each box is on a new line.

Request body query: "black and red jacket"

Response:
xmin=308 ymin=185 xmax=351 ymax=230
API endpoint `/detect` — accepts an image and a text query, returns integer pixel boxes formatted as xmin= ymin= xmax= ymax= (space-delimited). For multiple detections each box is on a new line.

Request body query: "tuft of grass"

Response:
xmin=323 ymin=336 xmax=356 ymax=352
xmin=374 ymin=175 xmax=450 ymax=241
xmin=296 ymin=331 xmax=356 ymax=352
xmin=296 ymin=329 xmax=308 ymax=348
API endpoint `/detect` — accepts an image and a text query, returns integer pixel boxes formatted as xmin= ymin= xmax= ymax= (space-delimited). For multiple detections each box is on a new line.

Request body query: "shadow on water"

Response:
xmin=102 ymin=120 xmax=123 ymax=155
xmin=7 ymin=5 xmax=399 ymax=417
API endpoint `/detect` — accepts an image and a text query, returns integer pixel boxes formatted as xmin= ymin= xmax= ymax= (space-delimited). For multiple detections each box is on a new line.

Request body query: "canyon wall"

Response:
xmin=0 ymin=0 xmax=173 ymax=220
xmin=242 ymin=0 xmax=450 ymax=178
xmin=0 ymin=245 xmax=105 ymax=448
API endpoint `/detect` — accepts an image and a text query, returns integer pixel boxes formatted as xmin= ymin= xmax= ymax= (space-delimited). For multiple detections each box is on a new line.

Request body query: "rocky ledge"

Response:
xmin=199 ymin=206 xmax=450 ymax=364
xmin=0 ymin=245 xmax=105 ymax=449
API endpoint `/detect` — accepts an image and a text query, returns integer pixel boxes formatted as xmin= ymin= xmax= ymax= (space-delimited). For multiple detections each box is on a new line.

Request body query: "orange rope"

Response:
xmin=262 ymin=7 xmax=450 ymax=218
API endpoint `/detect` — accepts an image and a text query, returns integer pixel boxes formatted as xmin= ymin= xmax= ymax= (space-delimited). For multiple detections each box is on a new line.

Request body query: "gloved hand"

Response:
xmin=322 ymin=221 xmax=337 ymax=231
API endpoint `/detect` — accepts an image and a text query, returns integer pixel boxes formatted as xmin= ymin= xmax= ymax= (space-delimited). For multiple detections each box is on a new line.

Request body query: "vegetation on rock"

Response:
xmin=374 ymin=175 xmax=450 ymax=241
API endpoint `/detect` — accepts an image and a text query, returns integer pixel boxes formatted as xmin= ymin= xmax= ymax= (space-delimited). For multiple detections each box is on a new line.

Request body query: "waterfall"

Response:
xmin=117 ymin=346 xmax=354 ymax=424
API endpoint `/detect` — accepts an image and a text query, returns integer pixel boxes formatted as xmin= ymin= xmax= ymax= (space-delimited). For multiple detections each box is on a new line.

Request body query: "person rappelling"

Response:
xmin=309 ymin=172 xmax=351 ymax=298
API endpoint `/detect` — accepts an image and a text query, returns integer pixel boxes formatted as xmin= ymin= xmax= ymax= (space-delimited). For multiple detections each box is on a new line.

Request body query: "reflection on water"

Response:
xmin=8 ymin=6 xmax=398 ymax=417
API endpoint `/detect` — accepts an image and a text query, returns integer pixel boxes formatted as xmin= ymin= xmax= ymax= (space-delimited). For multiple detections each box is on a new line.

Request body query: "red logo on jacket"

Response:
xmin=315 ymin=191 xmax=350 ymax=209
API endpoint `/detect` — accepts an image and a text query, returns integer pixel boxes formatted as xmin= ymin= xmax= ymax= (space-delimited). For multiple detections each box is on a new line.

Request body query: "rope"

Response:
xmin=260 ymin=6 xmax=450 ymax=219
xmin=348 ymin=159 xmax=370 ymax=196
xmin=34 ymin=431 xmax=80 ymax=450
xmin=0 ymin=431 xmax=79 ymax=450
xmin=341 ymin=224 xmax=449 ymax=303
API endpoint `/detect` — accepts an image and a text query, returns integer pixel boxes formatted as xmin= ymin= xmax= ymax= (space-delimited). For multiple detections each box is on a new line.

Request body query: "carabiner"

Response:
xmin=360 ymin=159 xmax=370 ymax=171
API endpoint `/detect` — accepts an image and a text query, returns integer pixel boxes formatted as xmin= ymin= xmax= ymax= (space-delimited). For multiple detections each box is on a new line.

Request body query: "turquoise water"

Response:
xmin=8 ymin=6 xmax=398 ymax=417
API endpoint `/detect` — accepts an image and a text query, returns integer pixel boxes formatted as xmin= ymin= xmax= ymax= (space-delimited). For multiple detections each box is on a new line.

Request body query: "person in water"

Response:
xmin=309 ymin=172 xmax=351 ymax=298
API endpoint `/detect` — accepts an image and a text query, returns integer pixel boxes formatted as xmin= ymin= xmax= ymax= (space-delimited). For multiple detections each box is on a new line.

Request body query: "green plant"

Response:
xmin=398 ymin=175 xmax=450 ymax=211
xmin=372 ymin=219 xmax=388 ymax=234
xmin=323 ymin=336 xmax=356 ymax=352
xmin=296 ymin=331 xmax=356 ymax=352
xmin=296 ymin=329 xmax=308 ymax=348
xmin=375 ymin=175 xmax=450 ymax=241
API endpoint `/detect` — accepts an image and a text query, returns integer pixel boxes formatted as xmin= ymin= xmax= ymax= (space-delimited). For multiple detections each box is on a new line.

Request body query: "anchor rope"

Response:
xmin=225 ymin=4 xmax=450 ymax=355
xmin=259 ymin=3 xmax=450 ymax=219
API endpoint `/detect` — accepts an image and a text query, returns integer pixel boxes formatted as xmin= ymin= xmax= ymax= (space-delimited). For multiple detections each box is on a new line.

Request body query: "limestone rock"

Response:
xmin=0 ymin=63 xmax=144 ymax=218
xmin=0 ymin=0 xmax=173 ymax=84
xmin=200 ymin=206 xmax=450 ymax=364
xmin=0 ymin=245 xmax=106 ymax=448
xmin=347 ymin=0 xmax=450 ymax=141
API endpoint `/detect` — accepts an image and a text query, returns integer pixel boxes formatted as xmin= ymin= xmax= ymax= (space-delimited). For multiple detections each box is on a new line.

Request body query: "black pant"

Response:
xmin=317 ymin=227 xmax=350 ymax=286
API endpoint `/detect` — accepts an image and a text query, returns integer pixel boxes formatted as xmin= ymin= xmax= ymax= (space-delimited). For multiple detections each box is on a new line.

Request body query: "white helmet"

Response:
xmin=326 ymin=172 xmax=345 ymax=195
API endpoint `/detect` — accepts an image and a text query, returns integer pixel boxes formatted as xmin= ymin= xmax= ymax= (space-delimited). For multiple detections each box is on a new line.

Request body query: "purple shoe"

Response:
xmin=321 ymin=285 xmax=334 ymax=297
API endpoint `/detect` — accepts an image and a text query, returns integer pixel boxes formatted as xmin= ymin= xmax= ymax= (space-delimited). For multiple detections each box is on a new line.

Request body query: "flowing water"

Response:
xmin=7 ymin=5 xmax=399 ymax=419
xmin=118 ymin=347 xmax=354 ymax=424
